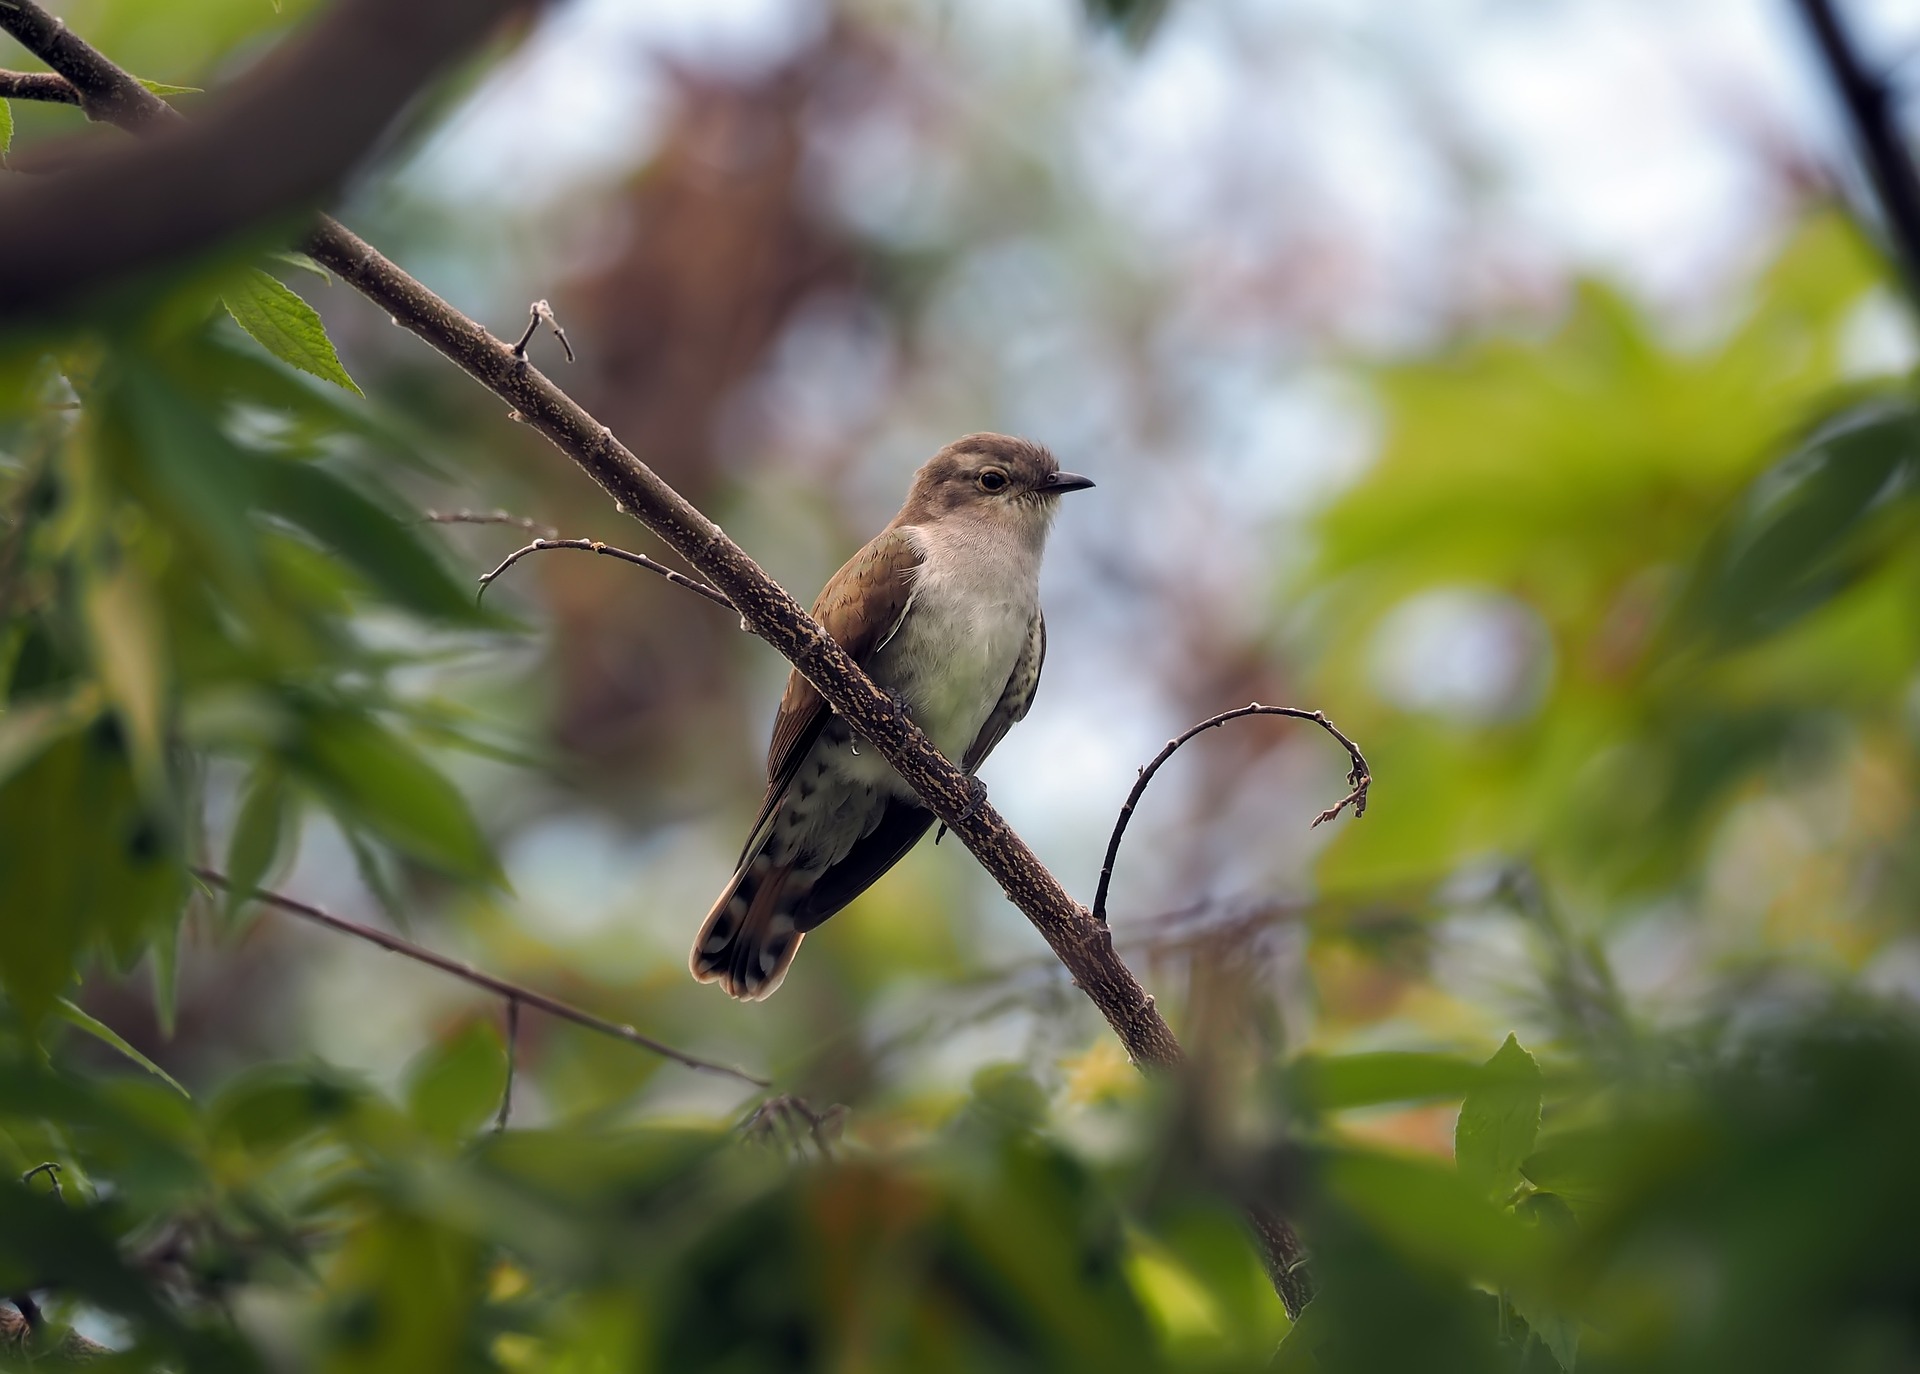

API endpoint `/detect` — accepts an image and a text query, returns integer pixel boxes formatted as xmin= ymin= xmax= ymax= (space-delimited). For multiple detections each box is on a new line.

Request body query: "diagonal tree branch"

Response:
xmin=193 ymin=868 xmax=767 ymax=1089
xmin=0 ymin=5 xmax=1329 ymax=1316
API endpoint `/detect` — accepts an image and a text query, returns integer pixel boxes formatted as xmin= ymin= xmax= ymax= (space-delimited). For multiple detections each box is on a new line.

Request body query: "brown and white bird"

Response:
xmin=690 ymin=433 xmax=1093 ymax=1000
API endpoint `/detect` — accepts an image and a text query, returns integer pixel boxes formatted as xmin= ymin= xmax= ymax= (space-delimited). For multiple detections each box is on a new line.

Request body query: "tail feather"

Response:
xmin=689 ymin=849 xmax=813 ymax=1001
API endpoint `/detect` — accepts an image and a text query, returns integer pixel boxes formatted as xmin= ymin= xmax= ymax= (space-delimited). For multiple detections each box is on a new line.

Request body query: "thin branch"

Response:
xmin=422 ymin=508 xmax=559 ymax=541
xmin=192 ymin=868 xmax=768 ymax=1089
xmin=478 ymin=537 xmax=734 ymax=609
xmin=10 ymin=10 xmax=1325 ymax=1315
xmin=1794 ymin=0 xmax=1920 ymax=313
xmin=511 ymin=298 xmax=575 ymax=364
xmin=0 ymin=69 xmax=79 ymax=104
xmin=1092 ymin=704 xmax=1370 ymax=926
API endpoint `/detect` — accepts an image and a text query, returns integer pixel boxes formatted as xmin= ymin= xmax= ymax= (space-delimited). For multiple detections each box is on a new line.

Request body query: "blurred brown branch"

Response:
xmin=5 ymin=10 xmax=1347 ymax=1318
xmin=1093 ymin=704 xmax=1370 ymax=925
xmin=0 ymin=0 xmax=538 ymax=314
xmin=192 ymin=868 xmax=769 ymax=1089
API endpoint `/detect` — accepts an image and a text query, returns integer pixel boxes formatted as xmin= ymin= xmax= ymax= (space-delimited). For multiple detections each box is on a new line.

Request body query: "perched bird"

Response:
xmin=691 ymin=433 xmax=1093 ymax=1000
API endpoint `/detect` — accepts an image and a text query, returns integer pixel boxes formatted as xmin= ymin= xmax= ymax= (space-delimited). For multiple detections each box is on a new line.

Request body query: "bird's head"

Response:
xmin=901 ymin=433 xmax=1094 ymax=535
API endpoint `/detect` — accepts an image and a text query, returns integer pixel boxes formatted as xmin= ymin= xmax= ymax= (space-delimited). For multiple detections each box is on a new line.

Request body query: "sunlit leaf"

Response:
xmin=222 ymin=268 xmax=362 ymax=395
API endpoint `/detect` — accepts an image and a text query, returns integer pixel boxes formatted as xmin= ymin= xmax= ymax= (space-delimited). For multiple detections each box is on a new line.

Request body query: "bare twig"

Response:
xmin=422 ymin=508 xmax=559 ymax=541
xmin=0 ymin=69 xmax=79 ymax=105
xmin=511 ymin=299 xmax=575 ymax=363
xmin=477 ymin=537 xmax=734 ymax=610
xmin=10 ymin=11 xmax=1326 ymax=1314
xmin=19 ymin=1164 xmax=61 ymax=1200
xmin=740 ymin=1094 xmax=846 ymax=1161
xmin=1092 ymin=704 xmax=1369 ymax=925
xmin=1794 ymin=0 xmax=1920 ymax=312
xmin=191 ymin=868 xmax=768 ymax=1089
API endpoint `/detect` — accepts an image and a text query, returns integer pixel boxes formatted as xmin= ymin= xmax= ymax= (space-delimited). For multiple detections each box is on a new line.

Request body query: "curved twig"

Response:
xmin=192 ymin=868 xmax=768 ymax=1089
xmin=1092 ymin=704 xmax=1369 ymax=925
xmin=475 ymin=537 xmax=734 ymax=609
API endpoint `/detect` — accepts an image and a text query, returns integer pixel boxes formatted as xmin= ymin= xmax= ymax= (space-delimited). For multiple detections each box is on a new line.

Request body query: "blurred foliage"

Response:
xmin=2 ymin=0 xmax=1920 ymax=1366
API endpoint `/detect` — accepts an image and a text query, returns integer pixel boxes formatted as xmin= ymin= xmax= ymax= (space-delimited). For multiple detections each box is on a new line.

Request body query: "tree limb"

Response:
xmin=0 ymin=0 xmax=538 ymax=314
xmin=192 ymin=868 xmax=768 ymax=1089
xmin=0 ymin=69 xmax=79 ymax=104
xmin=6 ymin=8 xmax=1332 ymax=1316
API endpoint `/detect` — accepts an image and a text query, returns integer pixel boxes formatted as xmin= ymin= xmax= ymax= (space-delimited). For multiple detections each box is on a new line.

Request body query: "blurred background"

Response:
xmin=10 ymin=0 xmax=1920 ymax=1367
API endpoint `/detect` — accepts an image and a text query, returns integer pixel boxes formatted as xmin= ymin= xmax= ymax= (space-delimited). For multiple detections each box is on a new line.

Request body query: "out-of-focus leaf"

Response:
xmin=53 ymin=997 xmax=188 ymax=1097
xmin=250 ymin=456 xmax=485 ymax=623
xmin=0 ymin=724 xmax=183 ymax=1030
xmin=1674 ymin=401 xmax=1920 ymax=648
xmin=224 ymin=763 xmax=292 ymax=925
xmin=0 ymin=687 xmax=100 ymax=789
xmin=0 ymin=98 xmax=13 ymax=162
xmin=1324 ymin=1149 xmax=1536 ymax=1281
xmin=81 ymin=558 xmax=168 ymax=789
xmin=221 ymin=269 xmax=362 ymax=395
xmin=407 ymin=1018 xmax=507 ymax=1145
xmin=1290 ymin=1051 xmax=1488 ymax=1112
xmin=270 ymin=251 xmax=330 ymax=283
xmin=1083 ymin=0 xmax=1170 ymax=43
xmin=292 ymin=707 xmax=499 ymax=882
xmin=1455 ymin=1034 xmax=1541 ymax=1201
xmin=1510 ymin=1193 xmax=1581 ymax=1371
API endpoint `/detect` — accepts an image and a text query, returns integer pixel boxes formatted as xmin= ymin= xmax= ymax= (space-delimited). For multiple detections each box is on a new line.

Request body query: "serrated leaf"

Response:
xmin=136 ymin=78 xmax=204 ymax=96
xmin=292 ymin=707 xmax=499 ymax=883
xmin=222 ymin=269 xmax=362 ymax=395
xmin=53 ymin=998 xmax=188 ymax=1098
xmin=224 ymin=764 xmax=292 ymax=926
xmin=1455 ymin=1034 xmax=1542 ymax=1201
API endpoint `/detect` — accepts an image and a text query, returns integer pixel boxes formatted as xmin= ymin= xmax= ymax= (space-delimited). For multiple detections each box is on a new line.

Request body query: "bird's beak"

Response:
xmin=1035 ymin=470 xmax=1095 ymax=495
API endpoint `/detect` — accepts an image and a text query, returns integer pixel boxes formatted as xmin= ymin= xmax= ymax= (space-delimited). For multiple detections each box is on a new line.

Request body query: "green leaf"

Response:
xmin=270 ymin=250 xmax=331 ymax=284
xmin=224 ymin=763 xmax=293 ymax=925
xmin=0 ymin=725 xmax=185 ymax=1030
xmin=407 ymin=1019 xmax=507 ymax=1144
xmin=0 ymin=99 xmax=13 ymax=163
xmin=292 ymin=707 xmax=499 ymax=882
xmin=250 ymin=457 xmax=486 ymax=623
xmin=222 ymin=268 xmax=362 ymax=395
xmin=1289 ymin=1051 xmax=1488 ymax=1111
xmin=1510 ymin=1193 xmax=1581 ymax=1371
xmin=136 ymin=78 xmax=204 ymax=96
xmin=52 ymin=998 xmax=189 ymax=1098
xmin=1455 ymin=1034 xmax=1542 ymax=1201
xmin=81 ymin=560 xmax=168 ymax=792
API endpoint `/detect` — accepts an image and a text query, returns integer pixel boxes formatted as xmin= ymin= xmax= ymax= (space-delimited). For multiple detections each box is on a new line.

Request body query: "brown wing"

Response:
xmin=962 ymin=609 xmax=1045 ymax=773
xmin=741 ymin=526 xmax=923 ymax=857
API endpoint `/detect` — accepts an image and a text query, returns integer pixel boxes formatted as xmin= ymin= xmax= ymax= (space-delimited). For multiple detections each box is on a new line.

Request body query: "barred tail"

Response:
xmin=689 ymin=846 xmax=814 ymax=1001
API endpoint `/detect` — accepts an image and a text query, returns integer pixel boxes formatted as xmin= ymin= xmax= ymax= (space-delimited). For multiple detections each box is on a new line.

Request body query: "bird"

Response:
xmin=690 ymin=433 xmax=1094 ymax=1000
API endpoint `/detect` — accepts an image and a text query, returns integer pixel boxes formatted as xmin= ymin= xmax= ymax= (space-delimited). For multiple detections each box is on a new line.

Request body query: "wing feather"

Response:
xmin=962 ymin=609 xmax=1045 ymax=773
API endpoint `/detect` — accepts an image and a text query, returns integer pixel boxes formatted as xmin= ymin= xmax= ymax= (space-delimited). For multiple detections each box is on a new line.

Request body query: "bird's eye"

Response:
xmin=978 ymin=469 xmax=1009 ymax=493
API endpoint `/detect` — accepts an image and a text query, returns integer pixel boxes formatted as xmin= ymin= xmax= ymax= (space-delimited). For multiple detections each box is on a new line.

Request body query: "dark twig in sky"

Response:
xmin=192 ymin=868 xmax=768 ymax=1089
xmin=477 ymin=537 xmax=735 ymax=610
xmin=1794 ymin=0 xmax=1920 ymax=312
xmin=1092 ymin=704 xmax=1370 ymax=926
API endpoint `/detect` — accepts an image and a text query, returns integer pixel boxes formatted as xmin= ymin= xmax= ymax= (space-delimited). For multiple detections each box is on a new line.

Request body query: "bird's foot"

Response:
xmin=956 ymin=775 xmax=988 ymax=822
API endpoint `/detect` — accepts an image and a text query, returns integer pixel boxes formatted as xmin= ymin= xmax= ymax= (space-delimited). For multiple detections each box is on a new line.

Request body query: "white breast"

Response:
xmin=868 ymin=518 xmax=1042 ymax=768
